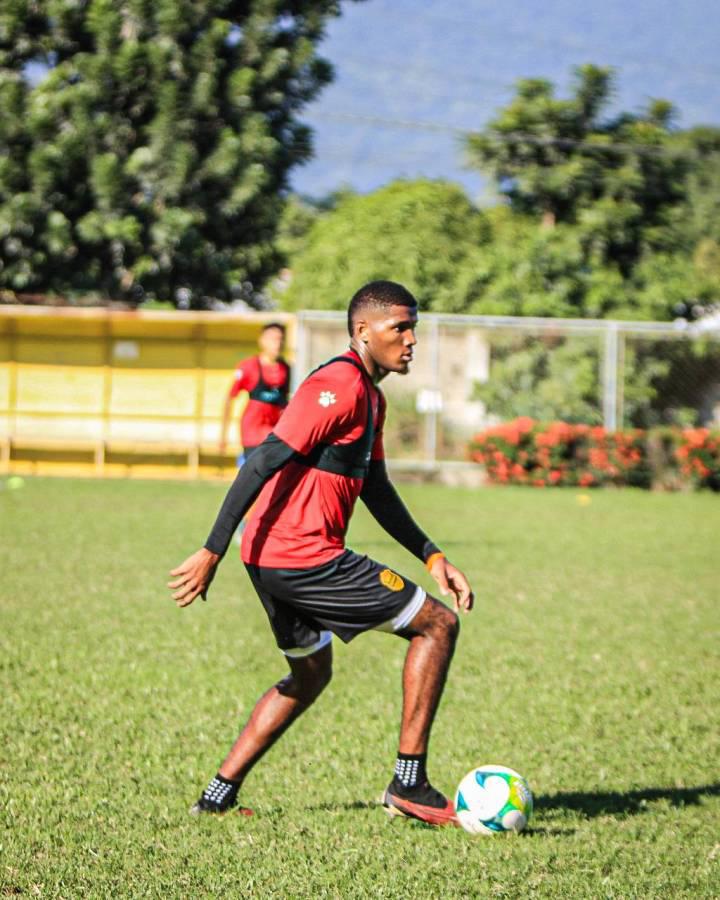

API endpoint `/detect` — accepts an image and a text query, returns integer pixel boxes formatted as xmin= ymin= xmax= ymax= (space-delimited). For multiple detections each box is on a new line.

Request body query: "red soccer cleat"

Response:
xmin=190 ymin=797 xmax=254 ymax=817
xmin=382 ymin=785 xmax=459 ymax=827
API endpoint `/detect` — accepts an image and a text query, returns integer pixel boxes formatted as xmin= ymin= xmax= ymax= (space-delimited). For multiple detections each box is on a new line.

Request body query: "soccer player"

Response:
xmin=169 ymin=281 xmax=474 ymax=827
xmin=219 ymin=322 xmax=291 ymax=463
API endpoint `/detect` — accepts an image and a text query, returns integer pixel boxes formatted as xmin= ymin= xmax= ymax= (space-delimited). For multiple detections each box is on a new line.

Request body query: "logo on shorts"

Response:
xmin=380 ymin=569 xmax=405 ymax=592
xmin=318 ymin=391 xmax=336 ymax=407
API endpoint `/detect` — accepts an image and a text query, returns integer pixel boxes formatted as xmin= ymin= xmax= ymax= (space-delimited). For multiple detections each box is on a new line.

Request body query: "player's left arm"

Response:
xmin=360 ymin=460 xmax=474 ymax=613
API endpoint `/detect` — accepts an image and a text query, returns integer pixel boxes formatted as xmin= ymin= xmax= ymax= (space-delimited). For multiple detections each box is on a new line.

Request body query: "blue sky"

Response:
xmin=292 ymin=0 xmax=720 ymax=199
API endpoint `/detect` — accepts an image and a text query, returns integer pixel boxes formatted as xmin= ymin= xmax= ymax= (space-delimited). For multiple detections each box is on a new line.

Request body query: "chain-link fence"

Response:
xmin=296 ymin=311 xmax=720 ymax=462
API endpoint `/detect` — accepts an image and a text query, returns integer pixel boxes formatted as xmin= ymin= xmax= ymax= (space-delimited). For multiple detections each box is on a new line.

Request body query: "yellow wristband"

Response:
xmin=425 ymin=552 xmax=445 ymax=572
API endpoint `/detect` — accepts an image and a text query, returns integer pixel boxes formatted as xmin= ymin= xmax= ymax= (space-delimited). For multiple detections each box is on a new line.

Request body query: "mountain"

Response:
xmin=292 ymin=0 xmax=720 ymax=200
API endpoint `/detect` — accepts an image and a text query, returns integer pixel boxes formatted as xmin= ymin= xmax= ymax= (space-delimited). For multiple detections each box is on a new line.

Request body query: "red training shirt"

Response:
xmin=241 ymin=349 xmax=386 ymax=569
xmin=229 ymin=356 xmax=290 ymax=448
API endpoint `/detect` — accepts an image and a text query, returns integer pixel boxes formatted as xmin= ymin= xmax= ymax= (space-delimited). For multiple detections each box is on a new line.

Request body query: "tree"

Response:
xmin=278 ymin=179 xmax=491 ymax=311
xmin=669 ymin=126 xmax=720 ymax=248
xmin=663 ymin=126 xmax=720 ymax=318
xmin=0 ymin=1 xmax=360 ymax=306
xmin=472 ymin=336 xmax=604 ymax=425
xmin=466 ymin=65 xmax=688 ymax=278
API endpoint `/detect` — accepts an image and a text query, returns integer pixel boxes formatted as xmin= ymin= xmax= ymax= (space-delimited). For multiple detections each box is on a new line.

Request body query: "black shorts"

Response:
xmin=244 ymin=550 xmax=426 ymax=656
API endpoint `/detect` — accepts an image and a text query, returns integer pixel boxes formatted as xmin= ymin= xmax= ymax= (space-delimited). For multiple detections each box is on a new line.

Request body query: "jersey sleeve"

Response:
xmin=228 ymin=358 xmax=258 ymax=398
xmin=273 ymin=364 xmax=363 ymax=455
xmin=205 ymin=434 xmax=296 ymax=558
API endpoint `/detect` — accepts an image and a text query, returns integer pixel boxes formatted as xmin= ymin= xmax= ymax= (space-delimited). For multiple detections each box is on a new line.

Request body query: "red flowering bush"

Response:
xmin=674 ymin=428 xmax=720 ymax=490
xmin=468 ymin=419 xmax=650 ymax=488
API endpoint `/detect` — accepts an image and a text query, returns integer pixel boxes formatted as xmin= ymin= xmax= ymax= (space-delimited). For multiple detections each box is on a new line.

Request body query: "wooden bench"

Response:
xmin=5 ymin=435 xmax=105 ymax=469
xmin=1 ymin=431 xmax=242 ymax=478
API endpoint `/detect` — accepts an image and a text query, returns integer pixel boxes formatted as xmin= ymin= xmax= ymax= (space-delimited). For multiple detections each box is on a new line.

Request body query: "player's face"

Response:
xmin=362 ymin=304 xmax=418 ymax=374
xmin=259 ymin=327 xmax=285 ymax=360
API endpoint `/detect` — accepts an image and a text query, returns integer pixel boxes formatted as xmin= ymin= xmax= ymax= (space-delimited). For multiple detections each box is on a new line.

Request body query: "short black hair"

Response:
xmin=347 ymin=281 xmax=417 ymax=337
xmin=261 ymin=321 xmax=286 ymax=335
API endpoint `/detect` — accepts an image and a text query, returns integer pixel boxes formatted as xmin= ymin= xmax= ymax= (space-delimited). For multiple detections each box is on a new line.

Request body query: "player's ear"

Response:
xmin=356 ymin=318 xmax=370 ymax=343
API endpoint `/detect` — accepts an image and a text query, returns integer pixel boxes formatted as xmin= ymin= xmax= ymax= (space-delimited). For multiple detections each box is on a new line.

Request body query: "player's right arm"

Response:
xmin=219 ymin=362 xmax=252 ymax=454
xmin=169 ymin=433 xmax=297 ymax=607
xmin=169 ymin=365 xmax=357 ymax=607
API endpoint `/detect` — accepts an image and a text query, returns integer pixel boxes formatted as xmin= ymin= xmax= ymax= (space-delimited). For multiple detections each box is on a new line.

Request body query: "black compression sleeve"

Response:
xmin=360 ymin=459 xmax=440 ymax=563
xmin=204 ymin=434 xmax=296 ymax=558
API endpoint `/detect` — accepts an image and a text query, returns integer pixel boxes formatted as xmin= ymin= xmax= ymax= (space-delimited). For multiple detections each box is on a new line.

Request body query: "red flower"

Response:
xmin=589 ymin=448 xmax=609 ymax=468
xmin=684 ymin=428 xmax=709 ymax=448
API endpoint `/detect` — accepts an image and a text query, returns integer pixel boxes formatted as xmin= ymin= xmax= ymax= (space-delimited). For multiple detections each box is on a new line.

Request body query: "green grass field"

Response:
xmin=1 ymin=477 xmax=718 ymax=898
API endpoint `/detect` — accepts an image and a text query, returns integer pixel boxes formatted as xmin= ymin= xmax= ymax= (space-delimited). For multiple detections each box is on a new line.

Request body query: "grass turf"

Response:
xmin=1 ymin=477 xmax=718 ymax=898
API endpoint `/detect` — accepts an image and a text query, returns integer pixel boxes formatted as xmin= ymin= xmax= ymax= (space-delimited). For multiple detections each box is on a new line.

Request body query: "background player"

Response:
xmin=169 ymin=281 xmax=474 ymax=826
xmin=219 ymin=322 xmax=290 ymax=463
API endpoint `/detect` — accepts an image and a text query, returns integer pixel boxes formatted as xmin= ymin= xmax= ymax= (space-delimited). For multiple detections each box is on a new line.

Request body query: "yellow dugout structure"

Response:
xmin=0 ymin=306 xmax=295 ymax=479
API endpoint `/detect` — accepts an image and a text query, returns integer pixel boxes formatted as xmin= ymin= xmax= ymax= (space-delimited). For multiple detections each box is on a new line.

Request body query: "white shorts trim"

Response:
xmin=282 ymin=630 xmax=333 ymax=659
xmin=374 ymin=586 xmax=427 ymax=634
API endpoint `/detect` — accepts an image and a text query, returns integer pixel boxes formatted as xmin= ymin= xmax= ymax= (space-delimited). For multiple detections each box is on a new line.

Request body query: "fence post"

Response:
xmin=426 ymin=316 xmax=440 ymax=463
xmin=602 ymin=322 xmax=619 ymax=431
xmin=616 ymin=329 xmax=626 ymax=430
xmin=294 ymin=314 xmax=307 ymax=390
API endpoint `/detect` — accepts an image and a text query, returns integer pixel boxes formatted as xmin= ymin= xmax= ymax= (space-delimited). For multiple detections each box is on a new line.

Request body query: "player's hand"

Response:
xmin=168 ymin=548 xmax=220 ymax=607
xmin=429 ymin=557 xmax=474 ymax=614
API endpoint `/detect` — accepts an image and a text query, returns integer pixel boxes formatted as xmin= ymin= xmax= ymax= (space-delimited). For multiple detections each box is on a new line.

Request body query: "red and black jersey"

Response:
xmin=241 ymin=350 xmax=385 ymax=568
xmin=229 ymin=356 xmax=290 ymax=448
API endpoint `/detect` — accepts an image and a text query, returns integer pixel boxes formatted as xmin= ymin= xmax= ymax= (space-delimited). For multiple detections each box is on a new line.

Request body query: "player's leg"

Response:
xmin=382 ymin=595 xmax=460 ymax=826
xmin=397 ymin=595 xmax=459 ymax=754
xmin=215 ymin=552 xmax=459 ymax=825
xmin=248 ymin=550 xmax=460 ymax=825
xmin=191 ymin=638 xmax=332 ymax=815
xmin=220 ymin=640 xmax=332 ymax=781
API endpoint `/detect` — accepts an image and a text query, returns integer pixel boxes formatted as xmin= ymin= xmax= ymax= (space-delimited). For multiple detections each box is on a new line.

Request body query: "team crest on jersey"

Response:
xmin=379 ymin=569 xmax=405 ymax=592
xmin=318 ymin=391 xmax=336 ymax=407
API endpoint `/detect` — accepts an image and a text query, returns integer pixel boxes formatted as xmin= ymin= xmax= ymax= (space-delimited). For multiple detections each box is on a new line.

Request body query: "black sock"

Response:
xmin=200 ymin=773 xmax=240 ymax=811
xmin=393 ymin=752 xmax=427 ymax=790
xmin=389 ymin=752 xmax=449 ymax=808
